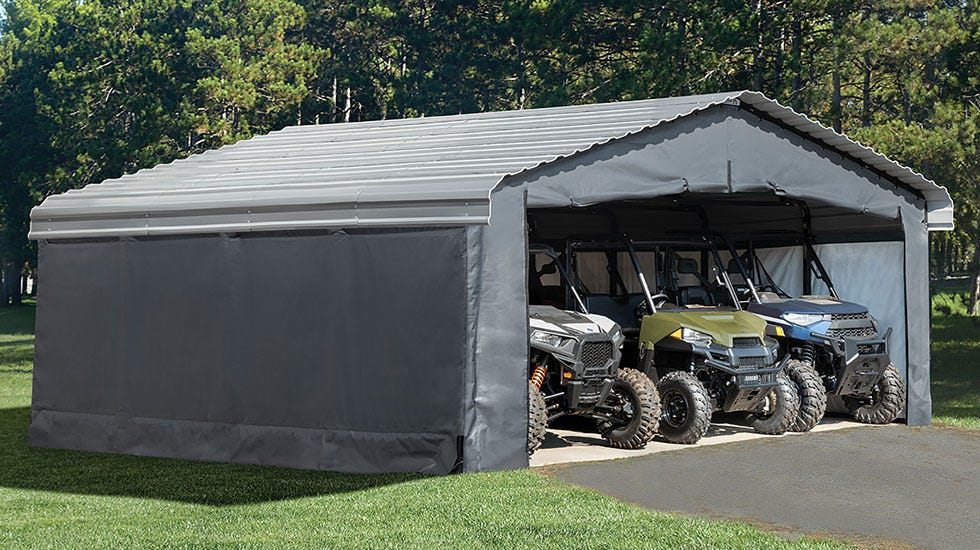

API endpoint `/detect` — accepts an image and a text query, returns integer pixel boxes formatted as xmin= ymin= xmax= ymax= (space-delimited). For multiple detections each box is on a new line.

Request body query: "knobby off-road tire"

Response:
xmin=748 ymin=372 xmax=800 ymax=435
xmin=601 ymin=368 xmax=661 ymax=449
xmin=528 ymin=381 xmax=548 ymax=456
xmin=785 ymin=359 xmax=827 ymax=432
xmin=847 ymin=364 xmax=905 ymax=424
xmin=656 ymin=371 xmax=711 ymax=444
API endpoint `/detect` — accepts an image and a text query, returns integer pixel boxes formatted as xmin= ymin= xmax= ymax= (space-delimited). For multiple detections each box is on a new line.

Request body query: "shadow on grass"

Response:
xmin=0 ymin=407 xmax=419 ymax=506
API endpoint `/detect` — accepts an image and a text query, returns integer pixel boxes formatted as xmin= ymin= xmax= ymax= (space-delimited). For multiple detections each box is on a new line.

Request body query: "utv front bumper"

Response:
xmin=697 ymin=340 xmax=782 ymax=385
xmin=693 ymin=339 xmax=786 ymax=412
xmin=541 ymin=335 xmax=621 ymax=412
xmin=564 ymin=378 xmax=615 ymax=410
xmin=811 ymin=327 xmax=892 ymax=396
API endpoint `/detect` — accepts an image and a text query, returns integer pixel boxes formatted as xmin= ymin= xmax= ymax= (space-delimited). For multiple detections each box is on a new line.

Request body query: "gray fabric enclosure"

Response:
xmin=29 ymin=92 xmax=952 ymax=473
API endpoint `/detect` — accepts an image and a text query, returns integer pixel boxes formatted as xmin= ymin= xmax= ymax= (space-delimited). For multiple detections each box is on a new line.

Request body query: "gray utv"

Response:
xmin=527 ymin=246 xmax=660 ymax=456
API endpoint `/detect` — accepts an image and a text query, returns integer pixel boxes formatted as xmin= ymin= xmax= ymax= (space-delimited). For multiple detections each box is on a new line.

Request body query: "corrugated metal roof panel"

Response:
xmin=29 ymin=91 xmax=953 ymax=239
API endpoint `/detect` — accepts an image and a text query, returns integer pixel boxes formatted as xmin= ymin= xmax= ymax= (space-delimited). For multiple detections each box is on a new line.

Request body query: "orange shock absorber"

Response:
xmin=530 ymin=365 xmax=548 ymax=389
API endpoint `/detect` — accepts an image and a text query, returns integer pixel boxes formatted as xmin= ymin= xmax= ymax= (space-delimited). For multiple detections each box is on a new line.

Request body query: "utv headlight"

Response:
xmin=782 ymin=313 xmax=830 ymax=326
xmin=530 ymin=331 xmax=576 ymax=354
xmin=609 ymin=325 xmax=624 ymax=345
xmin=671 ymin=327 xmax=713 ymax=347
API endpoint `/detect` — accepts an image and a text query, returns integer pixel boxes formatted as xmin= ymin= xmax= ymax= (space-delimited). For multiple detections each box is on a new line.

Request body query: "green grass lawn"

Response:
xmin=0 ymin=304 xmax=846 ymax=549
xmin=930 ymin=280 xmax=980 ymax=429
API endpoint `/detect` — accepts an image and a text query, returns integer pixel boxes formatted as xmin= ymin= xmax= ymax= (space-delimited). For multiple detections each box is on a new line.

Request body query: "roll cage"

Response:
xmin=712 ymin=230 xmax=841 ymax=301
xmin=565 ymin=238 xmax=745 ymax=324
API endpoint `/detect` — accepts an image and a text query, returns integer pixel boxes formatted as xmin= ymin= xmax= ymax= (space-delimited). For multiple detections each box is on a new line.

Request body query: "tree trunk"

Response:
xmin=677 ymin=12 xmax=688 ymax=94
xmin=1 ymin=260 xmax=17 ymax=307
xmin=9 ymin=261 xmax=22 ymax=306
xmin=862 ymin=51 xmax=871 ymax=126
xmin=934 ymin=236 xmax=947 ymax=280
xmin=831 ymin=9 xmax=843 ymax=133
xmin=344 ymin=86 xmax=352 ymax=123
xmin=331 ymin=76 xmax=338 ymax=123
xmin=0 ymin=260 xmax=7 ymax=307
xmin=831 ymin=67 xmax=842 ymax=132
xmin=754 ymin=0 xmax=765 ymax=93
xmin=970 ymin=270 xmax=980 ymax=316
xmin=790 ymin=18 xmax=803 ymax=110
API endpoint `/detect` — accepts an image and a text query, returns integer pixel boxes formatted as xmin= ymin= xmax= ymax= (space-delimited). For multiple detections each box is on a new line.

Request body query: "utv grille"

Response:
xmin=733 ymin=337 xmax=762 ymax=348
xmin=857 ymin=343 xmax=886 ymax=355
xmin=826 ymin=327 xmax=877 ymax=338
xmin=580 ymin=341 xmax=613 ymax=370
xmin=736 ymin=356 xmax=769 ymax=369
xmin=831 ymin=312 xmax=870 ymax=321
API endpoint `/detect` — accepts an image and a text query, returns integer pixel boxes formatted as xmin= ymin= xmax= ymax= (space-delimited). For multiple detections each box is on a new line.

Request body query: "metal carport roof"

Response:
xmin=29 ymin=91 xmax=954 ymax=240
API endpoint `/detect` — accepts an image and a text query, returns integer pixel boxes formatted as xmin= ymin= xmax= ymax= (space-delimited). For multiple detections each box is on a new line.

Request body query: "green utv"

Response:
xmin=561 ymin=236 xmax=799 ymax=444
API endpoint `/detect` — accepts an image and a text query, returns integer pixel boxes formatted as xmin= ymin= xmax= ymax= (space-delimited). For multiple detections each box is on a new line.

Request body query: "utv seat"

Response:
xmin=679 ymin=286 xmax=716 ymax=307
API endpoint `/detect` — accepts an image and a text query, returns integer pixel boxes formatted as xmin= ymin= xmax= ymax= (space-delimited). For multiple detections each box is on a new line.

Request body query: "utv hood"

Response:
xmin=529 ymin=305 xmax=614 ymax=337
xmin=642 ymin=309 xmax=767 ymax=348
xmin=748 ymin=297 xmax=869 ymax=320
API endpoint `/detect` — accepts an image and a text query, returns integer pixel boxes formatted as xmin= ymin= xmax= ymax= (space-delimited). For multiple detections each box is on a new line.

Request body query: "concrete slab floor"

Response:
xmin=530 ymin=415 xmax=873 ymax=467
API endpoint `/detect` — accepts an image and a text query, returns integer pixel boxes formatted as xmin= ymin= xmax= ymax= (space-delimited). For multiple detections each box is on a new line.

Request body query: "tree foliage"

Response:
xmin=1 ymin=0 xmax=978 ymax=303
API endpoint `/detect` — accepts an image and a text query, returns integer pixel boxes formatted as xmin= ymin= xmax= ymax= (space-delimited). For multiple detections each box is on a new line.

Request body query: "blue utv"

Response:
xmin=720 ymin=233 xmax=905 ymax=431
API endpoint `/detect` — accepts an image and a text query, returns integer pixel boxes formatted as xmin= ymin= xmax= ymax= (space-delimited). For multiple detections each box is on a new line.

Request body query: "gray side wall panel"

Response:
xmin=31 ymin=229 xmax=469 ymax=473
xmin=463 ymin=185 xmax=529 ymax=471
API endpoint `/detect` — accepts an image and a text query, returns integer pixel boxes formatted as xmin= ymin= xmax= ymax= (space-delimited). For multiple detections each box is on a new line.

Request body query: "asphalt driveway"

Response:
xmin=553 ymin=425 xmax=979 ymax=549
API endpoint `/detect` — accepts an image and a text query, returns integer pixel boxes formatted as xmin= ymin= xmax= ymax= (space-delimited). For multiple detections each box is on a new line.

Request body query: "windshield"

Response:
xmin=569 ymin=240 xmax=743 ymax=314
xmin=727 ymin=236 xmax=839 ymax=301
xmin=648 ymin=242 xmax=742 ymax=311
xmin=529 ymin=245 xmax=588 ymax=313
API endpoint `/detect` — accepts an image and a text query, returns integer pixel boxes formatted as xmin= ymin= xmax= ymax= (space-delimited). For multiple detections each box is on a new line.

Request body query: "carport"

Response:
xmin=28 ymin=91 xmax=952 ymax=474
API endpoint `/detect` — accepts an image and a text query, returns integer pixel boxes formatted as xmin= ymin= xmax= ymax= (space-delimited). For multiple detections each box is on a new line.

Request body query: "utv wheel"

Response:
xmin=747 ymin=372 xmax=800 ymax=435
xmin=846 ymin=364 xmax=905 ymax=424
xmin=599 ymin=368 xmax=660 ymax=449
xmin=785 ymin=359 xmax=827 ymax=432
xmin=528 ymin=381 xmax=548 ymax=456
xmin=656 ymin=371 xmax=711 ymax=444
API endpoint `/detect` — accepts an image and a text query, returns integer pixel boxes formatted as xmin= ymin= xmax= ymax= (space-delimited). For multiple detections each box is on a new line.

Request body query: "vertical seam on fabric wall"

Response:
xmin=31 ymin=242 xmax=46 ymax=414
xmin=899 ymin=210 xmax=912 ymax=418
xmin=459 ymin=228 xmax=471 ymax=471
xmin=117 ymin=239 xmax=129 ymax=419
xmin=726 ymin=114 xmax=734 ymax=193
xmin=462 ymin=226 xmax=483 ymax=472
xmin=521 ymin=189 xmax=530 ymax=466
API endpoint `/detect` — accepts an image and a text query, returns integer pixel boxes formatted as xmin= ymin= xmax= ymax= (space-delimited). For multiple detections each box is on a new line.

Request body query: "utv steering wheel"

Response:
xmin=635 ymin=294 xmax=670 ymax=319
